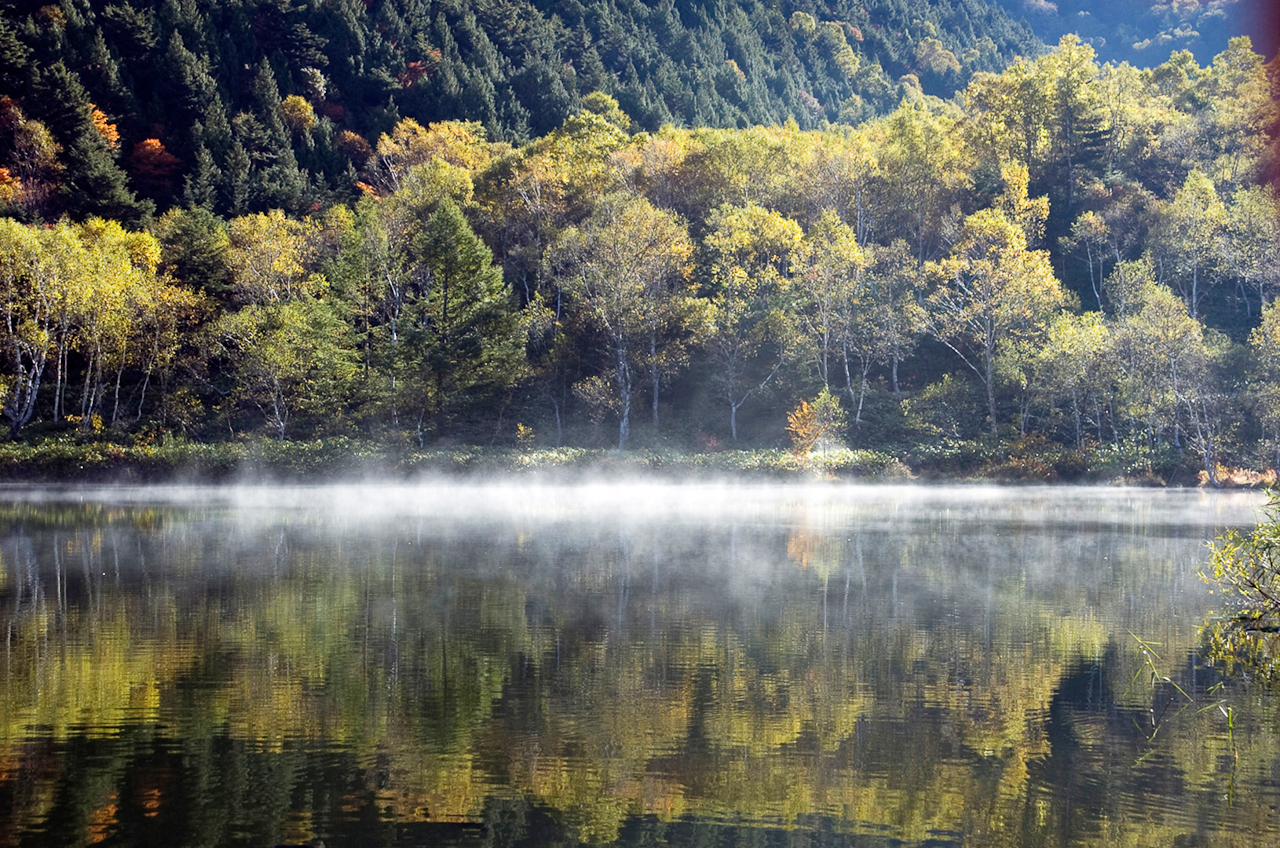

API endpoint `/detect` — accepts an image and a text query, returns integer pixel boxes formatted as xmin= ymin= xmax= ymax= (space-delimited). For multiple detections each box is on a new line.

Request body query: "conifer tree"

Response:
xmin=400 ymin=198 xmax=524 ymax=443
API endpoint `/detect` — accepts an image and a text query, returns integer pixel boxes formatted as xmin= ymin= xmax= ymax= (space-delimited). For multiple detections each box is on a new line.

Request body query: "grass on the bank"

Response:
xmin=0 ymin=436 xmax=911 ymax=482
xmin=0 ymin=433 xmax=1262 ymax=486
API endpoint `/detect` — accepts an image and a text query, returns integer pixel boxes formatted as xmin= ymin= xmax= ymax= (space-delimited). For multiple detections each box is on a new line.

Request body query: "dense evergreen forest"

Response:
xmin=0 ymin=0 xmax=1278 ymax=483
xmin=0 ymin=0 xmax=1043 ymax=223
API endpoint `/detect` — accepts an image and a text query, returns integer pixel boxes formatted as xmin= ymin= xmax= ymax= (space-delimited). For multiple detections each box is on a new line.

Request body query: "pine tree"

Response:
xmin=242 ymin=60 xmax=305 ymax=211
xmin=31 ymin=62 xmax=153 ymax=224
xmin=401 ymin=197 xmax=525 ymax=440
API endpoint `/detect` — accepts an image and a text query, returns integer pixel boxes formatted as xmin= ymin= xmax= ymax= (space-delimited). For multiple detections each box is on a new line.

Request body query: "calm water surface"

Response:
xmin=0 ymin=483 xmax=1273 ymax=847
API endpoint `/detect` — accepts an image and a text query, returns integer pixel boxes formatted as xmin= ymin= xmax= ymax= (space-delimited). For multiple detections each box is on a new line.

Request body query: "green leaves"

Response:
xmin=214 ymin=297 xmax=355 ymax=439
xmin=925 ymin=202 xmax=1064 ymax=434
xmin=548 ymin=193 xmax=693 ymax=447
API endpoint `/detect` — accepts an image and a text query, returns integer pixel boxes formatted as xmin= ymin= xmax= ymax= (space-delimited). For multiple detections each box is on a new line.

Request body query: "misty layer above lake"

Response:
xmin=0 ymin=484 xmax=1272 ymax=847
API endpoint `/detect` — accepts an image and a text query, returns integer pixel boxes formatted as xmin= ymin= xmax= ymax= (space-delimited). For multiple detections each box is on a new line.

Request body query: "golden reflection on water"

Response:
xmin=0 ymin=485 xmax=1274 ymax=847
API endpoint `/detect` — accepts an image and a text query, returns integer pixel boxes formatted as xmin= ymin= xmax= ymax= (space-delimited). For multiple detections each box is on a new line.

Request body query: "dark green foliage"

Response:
xmin=0 ymin=0 xmax=1042 ymax=220
xmin=155 ymin=207 xmax=230 ymax=302
xmin=0 ymin=19 xmax=32 ymax=93
xmin=62 ymin=131 xmax=154 ymax=225
xmin=240 ymin=60 xmax=306 ymax=211
xmin=26 ymin=61 xmax=154 ymax=224
xmin=400 ymin=198 xmax=526 ymax=437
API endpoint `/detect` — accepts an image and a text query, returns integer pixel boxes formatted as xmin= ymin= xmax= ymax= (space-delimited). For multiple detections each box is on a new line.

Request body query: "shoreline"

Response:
xmin=0 ymin=436 xmax=1261 ymax=488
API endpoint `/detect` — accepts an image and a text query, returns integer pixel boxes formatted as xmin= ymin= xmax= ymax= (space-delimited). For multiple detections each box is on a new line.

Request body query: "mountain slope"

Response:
xmin=0 ymin=0 xmax=1041 ymax=220
xmin=991 ymin=0 xmax=1275 ymax=67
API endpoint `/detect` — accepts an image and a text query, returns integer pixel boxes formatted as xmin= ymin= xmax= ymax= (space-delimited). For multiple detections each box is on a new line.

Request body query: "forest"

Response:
xmin=0 ymin=0 xmax=1044 ymax=225
xmin=0 ymin=0 xmax=1278 ymax=484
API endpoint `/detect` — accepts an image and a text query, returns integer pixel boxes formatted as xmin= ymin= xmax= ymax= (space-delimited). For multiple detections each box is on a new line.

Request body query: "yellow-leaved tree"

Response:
xmin=0 ymin=218 xmax=67 ymax=436
xmin=0 ymin=218 xmax=201 ymax=435
xmin=925 ymin=170 xmax=1063 ymax=435
xmin=786 ymin=388 xmax=846 ymax=458
xmin=548 ymin=193 xmax=696 ymax=448
xmin=703 ymin=203 xmax=803 ymax=441
xmin=217 ymin=210 xmax=356 ymax=439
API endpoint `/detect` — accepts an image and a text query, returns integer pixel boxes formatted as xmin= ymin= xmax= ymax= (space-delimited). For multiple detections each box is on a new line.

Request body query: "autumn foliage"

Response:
xmin=88 ymin=105 xmax=119 ymax=150
xmin=128 ymin=139 xmax=181 ymax=195
xmin=786 ymin=390 xmax=847 ymax=456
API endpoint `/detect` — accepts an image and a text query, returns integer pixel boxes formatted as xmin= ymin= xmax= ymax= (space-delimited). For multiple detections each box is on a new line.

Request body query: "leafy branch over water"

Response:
xmin=1204 ymin=490 xmax=1280 ymax=684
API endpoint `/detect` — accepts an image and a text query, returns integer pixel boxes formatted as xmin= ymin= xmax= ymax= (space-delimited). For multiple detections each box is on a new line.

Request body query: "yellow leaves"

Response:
xmin=78 ymin=217 xmax=162 ymax=273
xmin=786 ymin=389 xmax=846 ymax=457
xmin=548 ymin=107 xmax=629 ymax=157
xmin=65 ymin=413 xmax=105 ymax=431
xmin=364 ymin=128 xmax=482 ymax=227
xmin=705 ymin=203 xmax=803 ymax=284
xmin=368 ymin=119 xmax=502 ymax=197
xmin=996 ymin=163 xmax=1048 ymax=247
xmin=789 ymin=11 xmax=816 ymax=37
xmin=787 ymin=399 xmax=819 ymax=456
xmin=925 ymin=203 xmax=1065 ymax=431
xmin=0 ymin=217 xmax=202 ymax=431
xmin=634 ymin=129 xmax=693 ymax=206
xmin=374 ymin=118 xmax=434 ymax=167
xmin=0 ymin=215 xmax=42 ymax=281
xmin=279 ymin=94 xmax=316 ymax=135
xmin=942 ymin=205 xmax=1062 ymax=337
xmin=818 ymin=21 xmax=860 ymax=79
xmin=580 ymin=91 xmax=631 ymax=132
xmin=395 ymin=158 xmax=475 ymax=213
xmin=9 ymin=113 xmax=62 ymax=191
xmin=915 ymin=37 xmax=960 ymax=77
xmin=1043 ymin=311 xmax=1108 ymax=361
xmin=1122 ymin=280 xmax=1202 ymax=354
xmin=550 ymin=194 xmax=694 ymax=380
xmin=227 ymin=210 xmax=323 ymax=304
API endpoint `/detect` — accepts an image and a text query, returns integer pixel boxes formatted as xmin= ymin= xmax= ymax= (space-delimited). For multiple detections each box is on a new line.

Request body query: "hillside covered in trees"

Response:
xmin=0 ymin=0 xmax=1044 ymax=224
xmin=0 ymin=0 xmax=1277 ymax=484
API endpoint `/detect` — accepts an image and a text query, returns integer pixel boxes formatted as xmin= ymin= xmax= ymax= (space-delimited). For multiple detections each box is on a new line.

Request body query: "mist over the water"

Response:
xmin=6 ymin=479 xmax=1263 ymax=527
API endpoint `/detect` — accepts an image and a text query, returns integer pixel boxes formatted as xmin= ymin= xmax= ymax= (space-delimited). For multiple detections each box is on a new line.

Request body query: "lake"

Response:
xmin=0 ymin=483 xmax=1273 ymax=847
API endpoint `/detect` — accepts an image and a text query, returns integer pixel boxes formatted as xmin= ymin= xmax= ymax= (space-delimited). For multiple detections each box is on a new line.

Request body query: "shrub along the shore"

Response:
xmin=0 ymin=435 xmax=1246 ymax=486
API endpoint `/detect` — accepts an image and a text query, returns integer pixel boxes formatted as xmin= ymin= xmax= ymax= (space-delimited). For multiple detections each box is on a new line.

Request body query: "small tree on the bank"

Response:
xmin=786 ymin=388 xmax=846 ymax=458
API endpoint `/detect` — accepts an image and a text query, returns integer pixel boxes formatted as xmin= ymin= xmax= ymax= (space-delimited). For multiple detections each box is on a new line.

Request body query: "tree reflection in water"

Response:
xmin=0 ymin=485 xmax=1273 ymax=847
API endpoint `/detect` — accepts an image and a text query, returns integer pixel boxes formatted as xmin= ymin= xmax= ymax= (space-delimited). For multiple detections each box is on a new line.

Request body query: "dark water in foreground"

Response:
xmin=0 ymin=484 xmax=1273 ymax=848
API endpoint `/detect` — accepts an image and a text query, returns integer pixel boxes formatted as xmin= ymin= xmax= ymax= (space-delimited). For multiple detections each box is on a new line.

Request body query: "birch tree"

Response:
xmin=926 ymin=206 xmax=1064 ymax=435
xmin=549 ymin=193 xmax=693 ymax=448
xmin=703 ymin=204 xmax=802 ymax=441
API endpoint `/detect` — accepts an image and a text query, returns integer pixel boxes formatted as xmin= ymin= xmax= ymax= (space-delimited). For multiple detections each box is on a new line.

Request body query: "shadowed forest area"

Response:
xmin=0 ymin=0 xmax=1278 ymax=483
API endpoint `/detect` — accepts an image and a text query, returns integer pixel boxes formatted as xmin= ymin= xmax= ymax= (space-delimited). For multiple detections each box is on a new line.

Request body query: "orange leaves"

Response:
xmin=786 ymin=398 xmax=820 ymax=455
xmin=336 ymin=129 xmax=373 ymax=163
xmin=128 ymin=139 xmax=181 ymax=195
xmin=398 ymin=60 xmax=430 ymax=87
xmin=786 ymin=389 xmax=845 ymax=456
xmin=0 ymin=167 xmax=19 ymax=206
xmin=88 ymin=104 xmax=119 ymax=150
